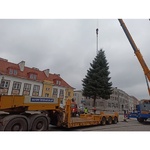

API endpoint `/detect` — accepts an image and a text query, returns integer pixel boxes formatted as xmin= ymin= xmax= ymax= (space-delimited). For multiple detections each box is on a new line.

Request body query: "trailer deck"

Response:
xmin=63 ymin=100 xmax=119 ymax=128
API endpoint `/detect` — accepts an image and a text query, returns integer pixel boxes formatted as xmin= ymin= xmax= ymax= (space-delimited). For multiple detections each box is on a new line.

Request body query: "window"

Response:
xmin=12 ymin=81 xmax=21 ymax=95
xmin=68 ymin=92 xmax=71 ymax=96
xmin=45 ymin=93 xmax=49 ymax=97
xmin=24 ymin=83 xmax=31 ymax=91
xmin=9 ymin=68 xmax=18 ymax=75
xmin=59 ymin=89 xmax=64 ymax=96
xmin=9 ymin=68 xmax=13 ymax=74
xmin=32 ymin=85 xmax=40 ymax=96
xmin=1 ymin=80 xmax=10 ymax=88
xmin=14 ymin=70 xmax=17 ymax=75
xmin=46 ymin=88 xmax=50 ymax=91
xmin=29 ymin=74 xmax=37 ymax=80
xmin=56 ymin=80 xmax=61 ymax=85
xmin=60 ymin=99 xmax=63 ymax=104
xmin=13 ymin=82 xmax=21 ymax=90
xmin=108 ymin=103 xmax=111 ymax=107
xmin=33 ymin=85 xmax=40 ymax=92
xmin=53 ymin=88 xmax=58 ymax=95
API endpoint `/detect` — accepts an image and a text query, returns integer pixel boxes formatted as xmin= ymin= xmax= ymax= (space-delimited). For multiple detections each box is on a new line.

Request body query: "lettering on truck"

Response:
xmin=31 ymin=98 xmax=54 ymax=102
xmin=24 ymin=96 xmax=58 ymax=104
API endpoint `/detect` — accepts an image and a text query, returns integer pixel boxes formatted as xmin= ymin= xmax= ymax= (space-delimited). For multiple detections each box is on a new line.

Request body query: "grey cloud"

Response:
xmin=0 ymin=19 xmax=149 ymax=100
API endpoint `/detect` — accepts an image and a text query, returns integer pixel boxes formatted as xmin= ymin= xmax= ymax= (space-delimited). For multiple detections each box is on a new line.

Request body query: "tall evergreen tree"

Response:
xmin=82 ymin=49 xmax=112 ymax=107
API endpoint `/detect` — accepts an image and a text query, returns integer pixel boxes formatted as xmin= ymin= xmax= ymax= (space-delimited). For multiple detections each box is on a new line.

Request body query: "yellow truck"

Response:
xmin=0 ymin=95 xmax=119 ymax=131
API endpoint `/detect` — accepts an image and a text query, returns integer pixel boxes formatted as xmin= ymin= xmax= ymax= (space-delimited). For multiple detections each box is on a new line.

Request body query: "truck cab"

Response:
xmin=128 ymin=100 xmax=150 ymax=122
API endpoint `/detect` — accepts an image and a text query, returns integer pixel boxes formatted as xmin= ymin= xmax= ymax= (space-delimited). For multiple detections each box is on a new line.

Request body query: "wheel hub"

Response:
xmin=12 ymin=124 xmax=20 ymax=131
xmin=36 ymin=122 xmax=43 ymax=129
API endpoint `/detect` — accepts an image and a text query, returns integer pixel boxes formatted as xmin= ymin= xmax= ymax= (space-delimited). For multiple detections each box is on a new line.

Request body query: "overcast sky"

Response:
xmin=0 ymin=19 xmax=150 ymax=100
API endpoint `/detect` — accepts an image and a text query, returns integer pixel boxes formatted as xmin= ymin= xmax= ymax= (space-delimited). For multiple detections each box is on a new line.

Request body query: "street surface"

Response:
xmin=49 ymin=115 xmax=150 ymax=131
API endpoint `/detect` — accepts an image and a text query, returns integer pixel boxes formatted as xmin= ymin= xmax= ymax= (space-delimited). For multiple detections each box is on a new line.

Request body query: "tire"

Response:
xmin=71 ymin=113 xmax=73 ymax=117
xmin=107 ymin=116 xmax=112 ymax=125
xmin=4 ymin=117 xmax=28 ymax=131
xmin=101 ymin=117 xmax=106 ymax=125
xmin=49 ymin=111 xmax=57 ymax=126
xmin=112 ymin=116 xmax=118 ymax=124
xmin=31 ymin=116 xmax=48 ymax=131
xmin=137 ymin=118 xmax=144 ymax=123
xmin=71 ymin=112 xmax=76 ymax=117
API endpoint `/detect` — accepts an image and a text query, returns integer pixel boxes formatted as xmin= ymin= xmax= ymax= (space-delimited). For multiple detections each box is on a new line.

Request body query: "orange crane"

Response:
xmin=118 ymin=19 xmax=150 ymax=96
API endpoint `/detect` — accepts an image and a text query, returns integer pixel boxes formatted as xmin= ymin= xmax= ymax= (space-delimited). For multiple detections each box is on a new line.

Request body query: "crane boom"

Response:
xmin=118 ymin=19 xmax=150 ymax=95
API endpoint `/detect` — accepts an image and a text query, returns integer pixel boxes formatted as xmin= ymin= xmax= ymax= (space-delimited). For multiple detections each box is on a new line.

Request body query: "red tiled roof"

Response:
xmin=48 ymin=73 xmax=74 ymax=89
xmin=0 ymin=58 xmax=74 ymax=89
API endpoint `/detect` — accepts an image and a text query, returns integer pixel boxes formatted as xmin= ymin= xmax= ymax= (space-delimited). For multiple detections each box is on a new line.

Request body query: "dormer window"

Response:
xmin=30 ymin=74 xmax=37 ymax=80
xmin=56 ymin=80 xmax=61 ymax=85
xmin=9 ymin=68 xmax=18 ymax=75
xmin=28 ymin=72 xmax=37 ymax=80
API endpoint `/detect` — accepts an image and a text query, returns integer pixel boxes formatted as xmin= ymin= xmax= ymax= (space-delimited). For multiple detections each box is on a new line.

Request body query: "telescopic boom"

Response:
xmin=118 ymin=19 xmax=150 ymax=95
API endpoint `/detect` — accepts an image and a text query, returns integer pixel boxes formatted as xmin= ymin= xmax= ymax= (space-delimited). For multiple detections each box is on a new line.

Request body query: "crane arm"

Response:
xmin=118 ymin=19 xmax=150 ymax=95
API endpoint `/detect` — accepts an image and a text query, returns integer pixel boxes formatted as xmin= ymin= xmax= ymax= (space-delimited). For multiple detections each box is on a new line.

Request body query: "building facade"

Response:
xmin=73 ymin=90 xmax=85 ymax=105
xmin=0 ymin=58 xmax=74 ymax=106
xmin=74 ymin=87 xmax=139 ymax=113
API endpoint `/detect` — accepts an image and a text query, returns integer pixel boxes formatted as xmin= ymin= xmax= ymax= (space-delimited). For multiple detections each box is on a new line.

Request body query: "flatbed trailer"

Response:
xmin=64 ymin=113 xmax=119 ymax=128
xmin=0 ymin=95 xmax=119 ymax=131
xmin=62 ymin=100 xmax=119 ymax=128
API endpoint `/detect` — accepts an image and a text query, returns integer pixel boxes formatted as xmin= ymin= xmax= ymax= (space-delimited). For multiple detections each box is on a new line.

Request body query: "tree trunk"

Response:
xmin=93 ymin=97 xmax=96 ymax=107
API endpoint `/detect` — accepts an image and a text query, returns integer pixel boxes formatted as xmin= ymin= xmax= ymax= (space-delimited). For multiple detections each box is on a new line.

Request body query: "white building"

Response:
xmin=74 ymin=87 xmax=139 ymax=113
xmin=73 ymin=90 xmax=86 ymax=106
xmin=0 ymin=74 xmax=43 ymax=96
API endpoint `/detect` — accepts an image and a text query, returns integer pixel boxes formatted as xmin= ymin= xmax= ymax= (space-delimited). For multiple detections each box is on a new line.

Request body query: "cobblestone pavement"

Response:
xmin=73 ymin=118 xmax=150 ymax=131
xmin=49 ymin=115 xmax=150 ymax=131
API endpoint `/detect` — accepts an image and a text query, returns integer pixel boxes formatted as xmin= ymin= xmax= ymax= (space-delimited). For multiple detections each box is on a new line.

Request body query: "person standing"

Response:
xmin=84 ymin=107 xmax=88 ymax=114
xmin=93 ymin=107 xmax=96 ymax=114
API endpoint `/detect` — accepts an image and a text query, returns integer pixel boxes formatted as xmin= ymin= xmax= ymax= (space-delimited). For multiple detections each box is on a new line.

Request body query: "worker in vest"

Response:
xmin=84 ymin=107 xmax=88 ymax=114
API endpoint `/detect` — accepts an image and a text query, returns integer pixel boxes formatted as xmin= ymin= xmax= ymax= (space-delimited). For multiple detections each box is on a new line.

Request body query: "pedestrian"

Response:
xmin=124 ymin=110 xmax=127 ymax=122
xmin=84 ymin=107 xmax=88 ymax=114
xmin=93 ymin=107 xmax=96 ymax=114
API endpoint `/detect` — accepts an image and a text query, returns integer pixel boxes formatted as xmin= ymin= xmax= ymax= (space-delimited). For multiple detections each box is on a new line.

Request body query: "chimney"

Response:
xmin=32 ymin=67 xmax=39 ymax=70
xmin=54 ymin=73 xmax=60 ymax=77
xmin=0 ymin=58 xmax=8 ymax=62
xmin=43 ymin=69 xmax=49 ymax=77
xmin=18 ymin=61 xmax=25 ymax=71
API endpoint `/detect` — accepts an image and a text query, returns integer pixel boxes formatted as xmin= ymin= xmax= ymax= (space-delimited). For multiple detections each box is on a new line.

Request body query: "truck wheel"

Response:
xmin=31 ymin=116 xmax=48 ymax=131
xmin=107 ymin=116 xmax=112 ymax=125
xmin=137 ymin=118 xmax=144 ymax=123
xmin=4 ymin=117 xmax=28 ymax=131
xmin=71 ymin=113 xmax=76 ymax=117
xmin=112 ymin=116 xmax=118 ymax=124
xmin=101 ymin=117 xmax=106 ymax=125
